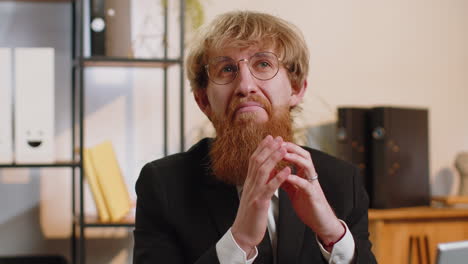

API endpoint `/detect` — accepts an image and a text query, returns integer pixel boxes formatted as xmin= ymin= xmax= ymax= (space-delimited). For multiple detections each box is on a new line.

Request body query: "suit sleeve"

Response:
xmin=346 ymin=167 xmax=377 ymax=263
xmin=133 ymin=162 xmax=220 ymax=264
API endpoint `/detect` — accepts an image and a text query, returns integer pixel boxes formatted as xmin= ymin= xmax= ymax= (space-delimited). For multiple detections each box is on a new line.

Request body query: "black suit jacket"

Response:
xmin=133 ymin=138 xmax=376 ymax=263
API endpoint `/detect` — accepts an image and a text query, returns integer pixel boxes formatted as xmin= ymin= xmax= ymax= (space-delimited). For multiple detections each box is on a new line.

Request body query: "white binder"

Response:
xmin=14 ymin=48 xmax=55 ymax=163
xmin=0 ymin=48 xmax=13 ymax=164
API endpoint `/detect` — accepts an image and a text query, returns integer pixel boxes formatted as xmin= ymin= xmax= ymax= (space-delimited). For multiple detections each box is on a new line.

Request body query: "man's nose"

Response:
xmin=235 ymin=61 xmax=258 ymax=96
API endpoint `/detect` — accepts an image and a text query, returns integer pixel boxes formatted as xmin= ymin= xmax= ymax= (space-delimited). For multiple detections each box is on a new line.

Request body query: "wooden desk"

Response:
xmin=369 ymin=207 xmax=468 ymax=264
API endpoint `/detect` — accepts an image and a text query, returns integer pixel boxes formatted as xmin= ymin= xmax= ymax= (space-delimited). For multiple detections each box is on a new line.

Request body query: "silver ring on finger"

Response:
xmin=307 ymin=172 xmax=318 ymax=182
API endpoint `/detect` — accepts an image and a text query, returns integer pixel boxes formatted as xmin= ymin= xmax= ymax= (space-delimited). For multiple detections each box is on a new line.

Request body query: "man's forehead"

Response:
xmin=207 ymin=43 xmax=279 ymax=60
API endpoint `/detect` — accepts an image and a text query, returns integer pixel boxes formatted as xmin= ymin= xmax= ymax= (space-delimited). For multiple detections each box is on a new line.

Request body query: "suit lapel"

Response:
xmin=277 ymin=189 xmax=305 ymax=263
xmin=199 ymin=148 xmax=238 ymax=236
xmin=194 ymin=138 xmax=240 ymax=236
xmin=203 ymin=181 xmax=239 ymax=236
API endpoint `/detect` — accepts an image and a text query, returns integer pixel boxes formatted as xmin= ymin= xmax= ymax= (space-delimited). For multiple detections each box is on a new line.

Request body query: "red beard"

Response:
xmin=209 ymin=94 xmax=294 ymax=185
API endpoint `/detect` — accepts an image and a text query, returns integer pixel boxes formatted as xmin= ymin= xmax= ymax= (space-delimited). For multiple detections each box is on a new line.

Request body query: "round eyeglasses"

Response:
xmin=204 ymin=52 xmax=281 ymax=85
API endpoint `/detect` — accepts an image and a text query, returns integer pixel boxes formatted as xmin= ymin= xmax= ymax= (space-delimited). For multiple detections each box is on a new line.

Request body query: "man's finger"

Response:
xmin=251 ymin=135 xmax=274 ymax=158
xmin=256 ymin=145 xmax=287 ymax=184
xmin=248 ymin=137 xmax=283 ymax=185
xmin=283 ymin=142 xmax=311 ymax=160
xmin=244 ymin=136 xmax=277 ymax=186
xmin=283 ymin=152 xmax=317 ymax=180
xmin=285 ymin=173 xmax=314 ymax=190
xmin=283 ymin=152 xmax=309 ymax=168
xmin=250 ymin=136 xmax=282 ymax=170
xmin=264 ymin=166 xmax=290 ymax=198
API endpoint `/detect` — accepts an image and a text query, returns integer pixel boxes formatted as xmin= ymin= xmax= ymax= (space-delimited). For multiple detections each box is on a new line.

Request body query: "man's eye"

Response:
xmin=258 ymin=61 xmax=271 ymax=68
xmin=222 ymin=65 xmax=235 ymax=72
xmin=253 ymin=60 xmax=273 ymax=71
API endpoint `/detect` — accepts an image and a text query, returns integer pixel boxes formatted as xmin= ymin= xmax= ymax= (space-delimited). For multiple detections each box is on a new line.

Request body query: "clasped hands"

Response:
xmin=231 ymin=135 xmax=345 ymax=257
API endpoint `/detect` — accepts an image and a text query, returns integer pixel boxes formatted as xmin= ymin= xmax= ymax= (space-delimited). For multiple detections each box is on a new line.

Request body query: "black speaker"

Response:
xmin=336 ymin=107 xmax=372 ymax=198
xmin=369 ymin=107 xmax=430 ymax=209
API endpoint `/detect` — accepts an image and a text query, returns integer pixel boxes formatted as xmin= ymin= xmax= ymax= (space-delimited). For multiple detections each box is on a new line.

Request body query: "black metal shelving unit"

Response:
xmin=0 ymin=163 xmax=80 ymax=168
xmin=71 ymin=0 xmax=186 ymax=263
xmin=0 ymin=1 xmax=75 ymax=264
xmin=0 ymin=0 xmax=185 ymax=263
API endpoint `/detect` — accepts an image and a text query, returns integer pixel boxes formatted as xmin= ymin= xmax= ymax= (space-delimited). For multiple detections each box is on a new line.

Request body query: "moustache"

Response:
xmin=226 ymin=95 xmax=272 ymax=122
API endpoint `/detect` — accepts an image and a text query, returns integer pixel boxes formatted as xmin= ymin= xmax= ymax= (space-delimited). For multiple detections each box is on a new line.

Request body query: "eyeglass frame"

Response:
xmin=204 ymin=51 xmax=284 ymax=85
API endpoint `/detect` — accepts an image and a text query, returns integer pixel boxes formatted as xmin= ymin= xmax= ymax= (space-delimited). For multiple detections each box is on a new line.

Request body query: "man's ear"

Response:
xmin=289 ymin=80 xmax=307 ymax=107
xmin=194 ymin=89 xmax=212 ymax=117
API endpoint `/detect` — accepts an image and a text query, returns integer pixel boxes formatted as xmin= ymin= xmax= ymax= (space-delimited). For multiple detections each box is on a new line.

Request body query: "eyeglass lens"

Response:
xmin=206 ymin=52 xmax=280 ymax=85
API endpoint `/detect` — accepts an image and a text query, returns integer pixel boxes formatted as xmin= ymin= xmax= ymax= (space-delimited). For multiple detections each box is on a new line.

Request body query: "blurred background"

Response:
xmin=0 ymin=0 xmax=467 ymax=263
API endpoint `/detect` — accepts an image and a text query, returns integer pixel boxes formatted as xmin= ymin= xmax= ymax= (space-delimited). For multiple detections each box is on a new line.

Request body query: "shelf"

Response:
xmin=78 ymin=57 xmax=182 ymax=68
xmin=79 ymin=214 xmax=135 ymax=228
xmin=0 ymin=0 xmax=72 ymax=2
xmin=432 ymin=195 xmax=468 ymax=206
xmin=67 ymin=0 xmax=185 ymax=262
xmin=369 ymin=206 xmax=468 ymax=220
xmin=0 ymin=161 xmax=81 ymax=168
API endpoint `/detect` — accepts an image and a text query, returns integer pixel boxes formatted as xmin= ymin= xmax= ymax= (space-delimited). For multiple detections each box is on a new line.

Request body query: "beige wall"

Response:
xmin=185 ymin=0 xmax=468 ymax=194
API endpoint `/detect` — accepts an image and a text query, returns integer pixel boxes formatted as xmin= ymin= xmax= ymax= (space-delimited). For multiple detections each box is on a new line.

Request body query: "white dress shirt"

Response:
xmin=215 ymin=189 xmax=355 ymax=264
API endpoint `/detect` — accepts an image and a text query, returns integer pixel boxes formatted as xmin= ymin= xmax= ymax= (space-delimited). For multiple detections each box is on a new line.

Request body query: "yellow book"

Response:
xmin=87 ymin=141 xmax=131 ymax=222
xmin=83 ymin=148 xmax=110 ymax=222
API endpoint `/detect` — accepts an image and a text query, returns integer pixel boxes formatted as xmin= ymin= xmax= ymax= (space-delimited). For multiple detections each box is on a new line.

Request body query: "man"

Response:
xmin=133 ymin=11 xmax=376 ymax=264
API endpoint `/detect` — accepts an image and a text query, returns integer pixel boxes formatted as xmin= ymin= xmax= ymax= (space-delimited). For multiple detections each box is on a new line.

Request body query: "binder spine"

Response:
xmin=14 ymin=48 xmax=55 ymax=164
xmin=0 ymin=48 xmax=13 ymax=164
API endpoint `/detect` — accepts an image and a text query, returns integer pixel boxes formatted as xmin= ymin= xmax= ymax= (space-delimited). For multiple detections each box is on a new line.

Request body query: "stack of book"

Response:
xmin=83 ymin=141 xmax=132 ymax=222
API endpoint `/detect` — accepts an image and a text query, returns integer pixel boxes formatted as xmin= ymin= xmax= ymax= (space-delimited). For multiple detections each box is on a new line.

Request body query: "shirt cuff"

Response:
xmin=316 ymin=220 xmax=355 ymax=264
xmin=216 ymin=227 xmax=258 ymax=264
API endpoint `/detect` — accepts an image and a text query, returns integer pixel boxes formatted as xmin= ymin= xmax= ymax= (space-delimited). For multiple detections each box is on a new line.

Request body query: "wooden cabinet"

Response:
xmin=369 ymin=207 xmax=468 ymax=264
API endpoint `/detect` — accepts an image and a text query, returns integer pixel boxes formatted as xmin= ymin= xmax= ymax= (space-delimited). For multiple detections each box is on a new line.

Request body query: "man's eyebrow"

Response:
xmin=211 ymin=56 xmax=234 ymax=62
